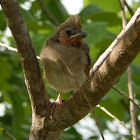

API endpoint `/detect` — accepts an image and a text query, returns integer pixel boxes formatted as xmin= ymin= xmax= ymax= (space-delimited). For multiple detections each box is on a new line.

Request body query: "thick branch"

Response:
xmin=0 ymin=0 xmax=49 ymax=116
xmin=46 ymin=8 xmax=140 ymax=130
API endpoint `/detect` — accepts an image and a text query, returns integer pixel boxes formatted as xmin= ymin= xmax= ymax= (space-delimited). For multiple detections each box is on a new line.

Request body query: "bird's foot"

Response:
xmin=50 ymin=92 xmax=62 ymax=119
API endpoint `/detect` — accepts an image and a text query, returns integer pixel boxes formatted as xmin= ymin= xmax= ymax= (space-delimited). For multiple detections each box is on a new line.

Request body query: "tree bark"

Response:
xmin=1 ymin=0 xmax=140 ymax=139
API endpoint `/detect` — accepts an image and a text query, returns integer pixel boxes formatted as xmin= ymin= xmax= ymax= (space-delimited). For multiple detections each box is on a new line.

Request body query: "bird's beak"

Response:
xmin=70 ymin=31 xmax=88 ymax=39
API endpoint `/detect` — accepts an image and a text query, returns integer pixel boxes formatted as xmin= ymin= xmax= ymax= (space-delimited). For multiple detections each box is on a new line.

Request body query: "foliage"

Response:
xmin=0 ymin=0 xmax=140 ymax=139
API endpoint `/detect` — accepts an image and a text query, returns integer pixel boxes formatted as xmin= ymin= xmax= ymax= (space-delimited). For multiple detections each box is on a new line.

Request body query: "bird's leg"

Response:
xmin=50 ymin=91 xmax=62 ymax=119
xmin=55 ymin=91 xmax=62 ymax=104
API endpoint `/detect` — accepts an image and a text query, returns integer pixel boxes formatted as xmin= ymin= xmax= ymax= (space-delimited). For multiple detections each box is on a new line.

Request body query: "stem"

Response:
xmin=119 ymin=0 xmax=138 ymax=139
xmin=125 ymin=1 xmax=134 ymax=16
xmin=97 ymin=105 xmax=136 ymax=138
xmin=3 ymin=129 xmax=17 ymax=140
xmin=119 ymin=0 xmax=127 ymax=27
xmin=112 ymin=86 xmax=140 ymax=110
xmin=0 ymin=42 xmax=41 ymax=59
xmin=127 ymin=67 xmax=138 ymax=140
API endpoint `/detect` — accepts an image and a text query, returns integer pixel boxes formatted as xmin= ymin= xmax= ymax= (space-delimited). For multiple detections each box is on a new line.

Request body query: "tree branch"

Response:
xmin=125 ymin=0 xmax=134 ymax=16
xmin=89 ymin=7 xmax=139 ymax=80
xmin=3 ymin=129 xmax=17 ymax=140
xmin=119 ymin=0 xmax=127 ymax=27
xmin=0 ymin=42 xmax=41 ymax=59
xmin=58 ymin=55 xmax=105 ymax=140
xmin=48 ymin=7 xmax=140 ymax=130
xmin=97 ymin=105 xmax=136 ymax=138
xmin=0 ymin=42 xmax=17 ymax=52
xmin=127 ymin=67 xmax=138 ymax=140
xmin=119 ymin=1 xmax=138 ymax=139
xmin=1 ymin=0 xmax=140 ymax=139
xmin=0 ymin=0 xmax=49 ymax=117
xmin=112 ymin=86 xmax=140 ymax=110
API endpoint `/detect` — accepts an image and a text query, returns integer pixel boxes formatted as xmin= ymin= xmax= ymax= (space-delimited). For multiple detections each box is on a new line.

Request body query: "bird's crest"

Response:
xmin=51 ymin=15 xmax=82 ymax=40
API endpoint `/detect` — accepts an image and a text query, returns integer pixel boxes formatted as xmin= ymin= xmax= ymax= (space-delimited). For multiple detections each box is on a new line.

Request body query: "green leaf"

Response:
xmin=134 ymin=53 xmax=140 ymax=66
xmin=0 ymin=12 xmax=6 ymax=31
xmin=83 ymin=22 xmax=108 ymax=47
xmin=0 ymin=122 xmax=3 ymax=135
xmin=28 ymin=21 xmax=54 ymax=32
xmin=132 ymin=63 xmax=140 ymax=85
xmin=31 ymin=32 xmax=53 ymax=55
xmin=43 ymin=0 xmax=69 ymax=23
xmin=80 ymin=4 xmax=121 ymax=26
xmin=131 ymin=63 xmax=140 ymax=101
xmin=0 ymin=127 xmax=4 ymax=136
xmin=99 ymin=99 xmax=126 ymax=120
xmin=29 ymin=0 xmax=41 ymax=18
xmin=82 ymin=22 xmax=113 ymax=63
xmin=0 ymin=57 xmax=11 ymax=91
xmin=91 ymin=12 xmax=121 ymax=26
xmin=0 ymin=122 xmax=2 ymax=127
xmin=62 ymin=127 xmax=82 ymax=140
xmin=107 ymin=72 xmax=128 ymax=103
xmin=17 ymin=0 xmax=27 ymax=4
xmin=80 ymin=4 xmax=103 ymax=18
xmin=20 ymin=7 xmax=36 ymax=22
xmin=84 ymin=0 xmax=120 ymax=13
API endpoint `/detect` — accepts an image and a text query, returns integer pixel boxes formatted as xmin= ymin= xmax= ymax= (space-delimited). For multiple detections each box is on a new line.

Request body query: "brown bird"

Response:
xmin=40 ymin=15 xmax=90 ymax=105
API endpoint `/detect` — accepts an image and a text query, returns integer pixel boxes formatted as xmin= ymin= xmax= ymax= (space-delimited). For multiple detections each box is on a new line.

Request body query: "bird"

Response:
xmin=40 ymin=15 xmax=90 ymax=108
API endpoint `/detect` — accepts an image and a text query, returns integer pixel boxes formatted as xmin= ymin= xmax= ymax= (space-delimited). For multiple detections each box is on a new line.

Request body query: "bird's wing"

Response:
xmin=80 ymin=41 xmax=91 ymax=77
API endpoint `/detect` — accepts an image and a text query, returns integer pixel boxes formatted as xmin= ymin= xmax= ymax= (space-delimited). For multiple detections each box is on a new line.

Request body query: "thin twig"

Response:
xmin=58 ymin=55 xmax=105 ymax=140
xmin=0 ymin=42 xmax=41 ymax=59
xmin=125 ymin=1 xmax=134 ymax=16
xmin=37 ymin=0 xmax=59 ymax=26
xmin=119 ymin=0 xmax=138 ymax=139
xmin=3 ymin=129 xmax=17 ymax=140
xmin=119 ymin=0 xmax=127 ymax=27
xmin=0 ymin=42 xmax=17 ymax=52
xmin=112 ymin=86 xmax=140 ymax=110
xmin=127 ymin=67 xmax=138 ymax=140
xmin=91 ymin=109 xmax=105 ymax=140
xmin=97 ymin=105 xmax=136 ymax=138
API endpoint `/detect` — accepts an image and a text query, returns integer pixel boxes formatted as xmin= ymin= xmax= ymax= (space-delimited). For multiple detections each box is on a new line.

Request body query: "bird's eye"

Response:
xmin=65 ymin=27 xmax=73 ymax=36
xmin=66 ymin=30 xmax=72 ymax=35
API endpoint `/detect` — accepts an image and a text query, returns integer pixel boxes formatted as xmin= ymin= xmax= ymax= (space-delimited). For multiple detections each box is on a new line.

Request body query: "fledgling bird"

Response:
xmin=40 ymin=15 xmax=90 ymax=104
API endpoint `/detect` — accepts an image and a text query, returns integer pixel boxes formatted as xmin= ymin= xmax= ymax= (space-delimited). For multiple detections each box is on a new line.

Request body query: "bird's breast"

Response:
xmin=40 ymin=44 xmax=88 ymax=92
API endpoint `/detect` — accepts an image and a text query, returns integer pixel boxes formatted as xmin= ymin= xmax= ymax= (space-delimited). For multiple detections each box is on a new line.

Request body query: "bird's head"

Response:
xmin=51 ymin=15 xmax=87 ymax=45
